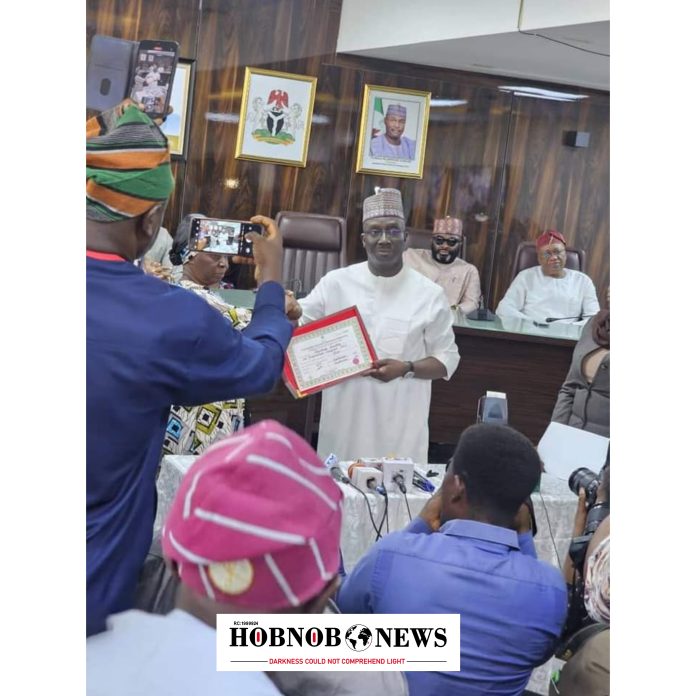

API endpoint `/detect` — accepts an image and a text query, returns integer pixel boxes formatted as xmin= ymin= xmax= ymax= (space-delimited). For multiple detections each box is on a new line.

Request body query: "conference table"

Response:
xmin=216 ymin=289 xmax=582 ymax=448
xmin=432 ymin=311 xmax=582 ymax=446
xmin=154 ymin=456 xmax=576 ymax=696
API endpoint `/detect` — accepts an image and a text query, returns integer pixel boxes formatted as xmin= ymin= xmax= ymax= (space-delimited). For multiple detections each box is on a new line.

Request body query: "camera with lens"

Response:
xmin=569 ymin=467 xmax=601 ymax=506
xmin=569 ymin=466 xmax=610 ymax=547
xmin=567 ymin=464 xmax=609 ymax=571
xmin=557 ymin=459 xmax=610 ymax=649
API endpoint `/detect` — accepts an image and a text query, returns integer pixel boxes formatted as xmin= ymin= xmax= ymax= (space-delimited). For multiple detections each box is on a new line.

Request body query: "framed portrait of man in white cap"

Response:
xmin=356 ymin=85 xmax=431 ymax=179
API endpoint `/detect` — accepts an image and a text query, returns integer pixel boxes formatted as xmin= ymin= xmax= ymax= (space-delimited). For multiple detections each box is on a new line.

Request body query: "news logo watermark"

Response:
xmin=217 ymin=614 xmax=459 ymax=671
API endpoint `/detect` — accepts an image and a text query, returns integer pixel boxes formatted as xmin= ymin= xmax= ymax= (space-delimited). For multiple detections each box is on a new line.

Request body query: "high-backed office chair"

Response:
xmin=406 ymin=226 xmax=467 ymax=259
xmin=274 ymin=211 xmax=347 ymax=445
xmin=511 ymin=240 xmax=586 ymax=277
xmin=274 ymin=211 xmax=347 ymax=295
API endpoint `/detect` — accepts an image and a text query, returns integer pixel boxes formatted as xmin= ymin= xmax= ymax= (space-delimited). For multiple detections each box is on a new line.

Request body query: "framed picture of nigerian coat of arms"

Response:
xmin=235 ymin=67 xmax=318 ymax=168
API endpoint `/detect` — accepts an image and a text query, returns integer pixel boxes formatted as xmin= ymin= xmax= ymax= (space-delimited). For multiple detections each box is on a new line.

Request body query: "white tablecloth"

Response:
xmin=155 ymin=457 xmax=576 ymax=695
xmin=337 ymin=468 xmax=575 ymax=573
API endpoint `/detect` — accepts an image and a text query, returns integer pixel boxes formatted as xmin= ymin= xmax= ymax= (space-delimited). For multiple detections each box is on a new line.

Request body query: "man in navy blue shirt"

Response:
xmin=338 ymin=424 xmax=567 ymax=696
xmin=86 ymin=104 xmax=292 ymax=636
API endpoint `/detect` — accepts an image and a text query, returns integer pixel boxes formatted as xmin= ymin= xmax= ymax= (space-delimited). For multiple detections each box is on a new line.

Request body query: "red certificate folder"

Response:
xmin=283 ymin=306 xmax=378 ymax=399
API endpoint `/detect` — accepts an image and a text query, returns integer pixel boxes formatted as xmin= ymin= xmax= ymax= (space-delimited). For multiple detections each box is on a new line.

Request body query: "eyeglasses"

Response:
xmin=363 ymin=227 xmax=405 ymax=240
xmin=434 ymin=236 xmax=460 ymax=247
xmin=541 ymin=249 xmax=566 ymax=260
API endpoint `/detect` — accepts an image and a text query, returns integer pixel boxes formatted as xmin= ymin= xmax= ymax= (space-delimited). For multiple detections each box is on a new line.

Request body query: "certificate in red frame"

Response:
xmin=283 ymin=306 xmax=377 ymax=399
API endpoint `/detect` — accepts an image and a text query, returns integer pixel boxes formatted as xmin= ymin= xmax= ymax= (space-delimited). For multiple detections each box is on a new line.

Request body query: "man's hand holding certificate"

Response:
xmin=283 ymin=306 xmax=377 ymax=398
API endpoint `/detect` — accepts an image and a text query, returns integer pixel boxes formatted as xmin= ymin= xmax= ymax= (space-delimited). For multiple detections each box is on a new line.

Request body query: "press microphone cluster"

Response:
xmin=328 ymin=455 xmax=437 ymax=495
xmin=340 ymin=457 xmax=416 ymax=493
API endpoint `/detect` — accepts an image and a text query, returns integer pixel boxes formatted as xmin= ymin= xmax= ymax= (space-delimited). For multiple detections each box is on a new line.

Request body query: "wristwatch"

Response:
xmin=403 ymin=361 xmax=415 ymax=379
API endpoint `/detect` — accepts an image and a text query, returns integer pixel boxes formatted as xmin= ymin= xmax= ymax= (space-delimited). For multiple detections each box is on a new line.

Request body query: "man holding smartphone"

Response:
xmin=86 ymin=101 xmax=293 ymax=636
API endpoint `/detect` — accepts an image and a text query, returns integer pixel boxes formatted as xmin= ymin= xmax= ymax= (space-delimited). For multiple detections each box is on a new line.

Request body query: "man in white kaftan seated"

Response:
xmin=496 ymin=230 xmax=600 ymax=324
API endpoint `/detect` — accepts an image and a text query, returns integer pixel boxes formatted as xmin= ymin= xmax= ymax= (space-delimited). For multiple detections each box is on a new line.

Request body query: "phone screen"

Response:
xmin=189 ymin=219 xmax=259 ymax=257
xmin=130 ymin=43 xmax=177 ymax=117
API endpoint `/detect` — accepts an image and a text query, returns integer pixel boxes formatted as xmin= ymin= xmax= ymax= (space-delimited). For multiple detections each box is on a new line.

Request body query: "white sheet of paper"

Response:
xmin=537 ymin=422 xmax=609 ymax=480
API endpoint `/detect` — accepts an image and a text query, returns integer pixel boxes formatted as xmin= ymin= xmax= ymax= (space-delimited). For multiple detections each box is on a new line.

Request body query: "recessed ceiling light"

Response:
xmin=431 ymin=99 xmax=468 ymax=107
xmin=511 ymin=93 xmax=577 ymax=102
xmin=498 ymin=86 xmax=588 ymax=101
xmin=205 ymin=112 xmax=240 ymax=123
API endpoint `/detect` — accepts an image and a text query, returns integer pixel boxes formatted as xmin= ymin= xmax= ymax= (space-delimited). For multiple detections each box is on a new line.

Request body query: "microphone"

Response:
xmin=466 ymin=294 xmax=496 ymax=322
xmin=544 ymin=314 xmax=591 ymax=323
xmin=374 ymin=484 xmax=387 ymax=497
xmin=349 ymin=463 xmax=383 ymax=492
xmin=413 ymin=469 xmax=435 ymax=493
xmin=330 ymin=467 xmax=350 ymax=484
xmin=324 ymin=454 xmax=350 ymax=484
xmin=392 ymin=473 xmax=408 ymax=495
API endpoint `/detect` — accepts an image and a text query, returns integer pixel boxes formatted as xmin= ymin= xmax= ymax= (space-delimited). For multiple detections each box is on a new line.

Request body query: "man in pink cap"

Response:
xmin=87 ymin=421 xmax=407 ymax=696
xmin=87 ymin=420 xmax=340 ymax=695
xmin=403 ymin=215 xmax=482 ymax=313
xmin=496 ymin=229 xmax=599 ymax=324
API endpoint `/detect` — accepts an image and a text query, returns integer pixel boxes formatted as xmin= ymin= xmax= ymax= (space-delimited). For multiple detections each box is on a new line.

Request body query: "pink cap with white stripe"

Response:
xmin=162 ymin=420 xmax=343 ymax=609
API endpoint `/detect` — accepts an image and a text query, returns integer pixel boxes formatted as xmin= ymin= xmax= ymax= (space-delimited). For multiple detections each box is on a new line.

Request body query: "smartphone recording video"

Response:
xmin=129 ymin=40 xmax=179 ymax=120
xmin=189 ymin=219 xmax=259 ymax=258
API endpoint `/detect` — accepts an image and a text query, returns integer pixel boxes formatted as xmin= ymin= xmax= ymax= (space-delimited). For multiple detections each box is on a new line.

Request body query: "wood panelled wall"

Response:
xmin=87 ymin=0 xmax=609 ymax=306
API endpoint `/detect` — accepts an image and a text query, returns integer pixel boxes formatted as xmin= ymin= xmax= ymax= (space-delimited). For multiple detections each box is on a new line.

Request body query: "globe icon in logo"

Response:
xmin=345 ymin=624 xmax=372 ymax=652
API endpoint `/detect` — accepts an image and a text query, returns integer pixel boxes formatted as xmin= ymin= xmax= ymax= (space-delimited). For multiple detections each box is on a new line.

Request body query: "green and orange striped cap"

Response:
xmin=86 ymin=105 xmax=175 ymax=222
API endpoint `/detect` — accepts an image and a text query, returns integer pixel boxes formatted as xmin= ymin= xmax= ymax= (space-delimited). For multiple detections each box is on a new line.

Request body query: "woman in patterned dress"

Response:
xmin=160 ymin=215 xmax=253 ymax=455
xmin=158 ymin=214 xmax=300 ymax=456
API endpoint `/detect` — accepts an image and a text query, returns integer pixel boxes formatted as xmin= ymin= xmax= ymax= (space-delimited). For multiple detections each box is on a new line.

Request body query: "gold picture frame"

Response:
xmin=356 ymin=85 xmax=431 ymax=179
xmin=235 ymin=67 xmax=318 ymax=168
xmin=161 ymin=59 xmax=195 ymax=159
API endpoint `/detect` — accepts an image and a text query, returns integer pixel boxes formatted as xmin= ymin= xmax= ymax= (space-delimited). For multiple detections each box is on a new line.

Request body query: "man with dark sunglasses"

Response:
xmin=403 ymin=216 xmax=482 ymax=313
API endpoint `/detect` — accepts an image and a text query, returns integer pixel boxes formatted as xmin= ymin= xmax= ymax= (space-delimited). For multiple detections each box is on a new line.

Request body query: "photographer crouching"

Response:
xmin=550 ymin=461 xmax=610 ymax=695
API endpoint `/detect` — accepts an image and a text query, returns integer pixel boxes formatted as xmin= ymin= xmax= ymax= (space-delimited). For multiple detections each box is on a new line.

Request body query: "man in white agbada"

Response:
xmin=298 ymin=188 xmax=460 ymax=464
xmin=403 ymin=216 xmax=482 ymax=313
xmin=496 ymin=229 xmax=600 ymax=324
